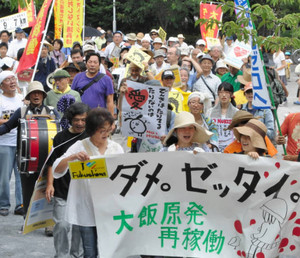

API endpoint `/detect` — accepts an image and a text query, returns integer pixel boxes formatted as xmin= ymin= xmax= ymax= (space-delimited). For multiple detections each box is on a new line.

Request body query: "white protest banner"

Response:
xmin=126 ymin=46 xmax=151 ymax=69
xmin=122 ymin=81 xmax=168 ymax=139
xmin=234 ymin=0 xmax=271 ymax=109
xmin=212 ymin=118 xmax=234 ymax=152
xmin=224 ymin=41 xmax=251 ymax=69
xmin=88 ymin=152 xmax=300 ymax=258
xmin=0 ymin=12 xmax=28 ymax=32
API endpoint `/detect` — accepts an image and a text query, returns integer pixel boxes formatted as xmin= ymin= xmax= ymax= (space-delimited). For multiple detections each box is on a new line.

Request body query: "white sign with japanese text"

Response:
xmin=212 ymin=118 xmax=234 ymax=152
xmin=121 ymin=81 xmax=169 ymax=139
xmin=0 ymin=12 xmax=28 ymax=32
xmin=89 ymin=152 xmax=300 ymax=258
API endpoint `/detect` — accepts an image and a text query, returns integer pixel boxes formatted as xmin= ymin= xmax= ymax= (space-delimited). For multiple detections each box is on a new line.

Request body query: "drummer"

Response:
xmin=0 ymin=81 xmax=60 ymax=217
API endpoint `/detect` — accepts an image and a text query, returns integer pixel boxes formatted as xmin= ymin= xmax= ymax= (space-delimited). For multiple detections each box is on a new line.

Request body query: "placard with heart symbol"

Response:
xmin=125 ymin=87 xmax=149 ymax=110
xmin=234 ymin=46 xmax=248 ymax=58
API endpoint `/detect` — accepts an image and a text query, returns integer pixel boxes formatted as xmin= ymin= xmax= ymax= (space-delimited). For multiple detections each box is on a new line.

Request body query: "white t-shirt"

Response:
xmin=7 ymin=38 xmax=28 ymax=59
xmin=0 ymin=93 xmax=23 ymax=146
xmin=273 ymin=51 xmax=285 ymax=76
xmin=53 ymin=138 xmax=124 ymax=226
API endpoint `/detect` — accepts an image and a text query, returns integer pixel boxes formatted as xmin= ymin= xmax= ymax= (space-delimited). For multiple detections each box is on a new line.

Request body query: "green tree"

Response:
xmin=197 ymin=0 xmax=300 ymax=51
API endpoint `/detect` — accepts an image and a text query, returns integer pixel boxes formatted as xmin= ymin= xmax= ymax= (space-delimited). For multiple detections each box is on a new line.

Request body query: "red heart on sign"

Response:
xmin=264 ymin=171 xmax=269 ymax=178
xmin=125 ymin=87 xmax=149 ymax=110
xmin=234 ymin=46 xmax=248 ymax=57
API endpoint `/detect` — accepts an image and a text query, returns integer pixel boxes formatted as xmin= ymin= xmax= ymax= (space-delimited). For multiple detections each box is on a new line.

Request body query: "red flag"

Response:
xmin=18 ymin=0 xmax=36 ymax=28
xmin=16 ymin=0 xmax=53 ymax=73
xmin=199 ymin=3 xmax=223 ymax=41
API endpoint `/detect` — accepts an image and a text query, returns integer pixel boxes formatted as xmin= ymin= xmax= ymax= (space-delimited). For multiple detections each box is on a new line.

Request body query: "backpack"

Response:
xmin=267 ymin=69 xmax=286 ymax=107
xmin=270 ymin=78 xmax=285 ymax=106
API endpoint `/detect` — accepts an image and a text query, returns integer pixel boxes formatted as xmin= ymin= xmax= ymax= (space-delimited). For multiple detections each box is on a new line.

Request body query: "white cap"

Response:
xmin=196 ymin=52 xmax=205 ymax=59
xmin=180 ymin=48 xmax=189 ymax=56
xmin=141 ymin=36 xmax=151 ymax=42
xmin=216 ymin=60 xmax=229 ymax=70
xmin=196 ymin=39 xmax=206 ymax=46
xmin=83 ymin=44 xmax=95 ymax=53
xmin=153 ymin=37 xmax=163 ymax=44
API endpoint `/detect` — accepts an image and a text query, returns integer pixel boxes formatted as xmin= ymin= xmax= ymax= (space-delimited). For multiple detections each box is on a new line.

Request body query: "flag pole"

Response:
xmin=31 ymin=0 xmax=56 ymax=82
xmin=82 ymin=0 xmax=85 ymax=42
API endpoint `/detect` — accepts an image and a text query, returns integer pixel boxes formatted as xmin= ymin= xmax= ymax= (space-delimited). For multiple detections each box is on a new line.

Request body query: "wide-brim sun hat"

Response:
xmin=226 ymin=110 xmax=254 ymax=130
xmin=163 ymin=111 xmax=213 ymax=145
xmin=233 ymin=119 xmax=267 ymax=150
xmin=25 ymin=81 xmax=47 ymax=100
xmin=42 ymin=41 xmax=54 ymax=52
xmin=237 ymin=68 xmax=251 ymax=85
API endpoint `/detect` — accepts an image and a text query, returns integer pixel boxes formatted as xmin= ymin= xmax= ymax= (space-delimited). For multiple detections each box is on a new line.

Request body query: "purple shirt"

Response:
xmin=71 ymin=72 xmax=114 ymax=108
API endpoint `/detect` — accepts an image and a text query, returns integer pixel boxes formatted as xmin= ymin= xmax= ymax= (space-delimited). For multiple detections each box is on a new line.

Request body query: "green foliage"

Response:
xmin=198 ymin=0 xmax=300 ymax=51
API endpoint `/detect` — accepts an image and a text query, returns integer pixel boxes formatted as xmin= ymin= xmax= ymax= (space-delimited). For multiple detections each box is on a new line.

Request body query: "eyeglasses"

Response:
xmin=3 ymin=76 xmax=16 ymax=83
xmin=189 ymin=101 xmax=203 ymax=105
xmin=98 ymin=127 xmax=112 ymax=135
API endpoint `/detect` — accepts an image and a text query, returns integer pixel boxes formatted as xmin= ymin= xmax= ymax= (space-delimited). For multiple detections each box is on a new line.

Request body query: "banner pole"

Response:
xmin=82 ymin=0 xmax=85 ymax=41
xmin=31 ymin=0 xmax=56 ymax=82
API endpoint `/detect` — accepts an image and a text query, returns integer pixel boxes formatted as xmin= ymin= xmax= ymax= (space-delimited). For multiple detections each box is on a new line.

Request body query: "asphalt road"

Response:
xmin=0 ymin=65 xmax=299 ymax=258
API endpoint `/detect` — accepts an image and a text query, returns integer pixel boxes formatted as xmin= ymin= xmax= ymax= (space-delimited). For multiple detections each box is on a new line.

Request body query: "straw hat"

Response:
xmin=42 ymin=41 xmax=54 ymax=52
xmin=237 ymin=69 xmax=251 ymax=85
xmin=233 ymin=119 xmax=267 ymax=150
xmin=226 ymin=110 xmax=254 ymax=130
xmin=25 ymin=81 xmax=47 ymax=100
xmin=126 ymin=33 xmax=137 ymax=41
xmin=163 ymin=111 xmax=213 ymax=145
xmin=140 ymin=47 xmax=154 ymax=58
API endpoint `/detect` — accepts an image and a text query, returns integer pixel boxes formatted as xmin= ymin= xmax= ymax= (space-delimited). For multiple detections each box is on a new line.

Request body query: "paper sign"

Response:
xmin=69 ymin=158 xmax=108 ymax=179
xmin=0 ymin=12 xmax=28 ymax=32
xmin=212 ymin=118 xmax=234 ymax=152
xmin=23 ymin=177 xmax=55 ymax=234
xmin=89 ymin=152 xmax=300 ymax=258
xmin=205 ymin=37 xmax=222 ymax=50
xmin=126 ymin=46 xmax=151 ymax=69
xmin=170 ymin=66 xmax=182 ymax=88
xmin=224 ymin=41 xmax=251 ymax=69
xmin=158 ymin=26 xmax=167 ymax=42
xmin=168 ymin=91 xmax=183 ymax=114
xmin=110 ymin=57 xmax=120 ymax=69
xmin=111 ymin=45 xmax=121 ymax=58
xmin=121 ymin=80 xmax=168 ymax=139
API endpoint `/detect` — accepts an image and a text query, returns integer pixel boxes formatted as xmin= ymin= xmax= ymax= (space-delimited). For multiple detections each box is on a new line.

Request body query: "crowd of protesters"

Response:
xmin=0 ymin=26 xmax=300 ymax=258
